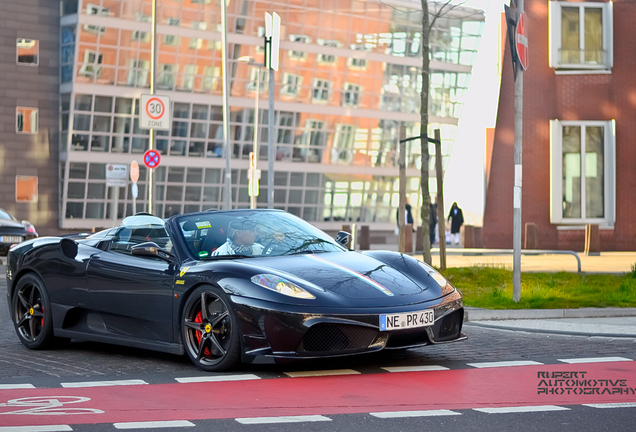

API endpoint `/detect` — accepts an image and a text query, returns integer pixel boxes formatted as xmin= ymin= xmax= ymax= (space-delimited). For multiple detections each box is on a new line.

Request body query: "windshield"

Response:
xmin=0 ymin=209 xmax=16 ymax=221
xmin=175 ymin=210 xmax=346 ymax=259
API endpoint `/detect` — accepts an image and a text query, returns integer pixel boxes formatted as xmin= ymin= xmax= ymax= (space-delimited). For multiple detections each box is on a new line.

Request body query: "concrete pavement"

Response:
xmin=413 ymin=250 xmax=636 ymax=338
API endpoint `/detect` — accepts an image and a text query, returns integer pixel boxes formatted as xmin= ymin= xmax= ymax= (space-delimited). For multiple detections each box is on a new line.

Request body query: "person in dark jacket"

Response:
xmin=396 ymin=199 xmax=415 ymax=232
xmin=447 ymin=202 xmax=464 ymax=245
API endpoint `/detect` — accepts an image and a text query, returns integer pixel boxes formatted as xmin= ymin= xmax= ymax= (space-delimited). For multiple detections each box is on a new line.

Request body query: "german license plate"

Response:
xmin=1 ymin=236 xmax=23 ymax=243
xmin=380 ymin=310 xmax=434 ymax=331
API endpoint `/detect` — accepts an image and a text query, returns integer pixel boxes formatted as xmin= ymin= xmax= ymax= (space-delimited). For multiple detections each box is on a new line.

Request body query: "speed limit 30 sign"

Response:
xmin=140 ymin=94 xmax=171 ymax=130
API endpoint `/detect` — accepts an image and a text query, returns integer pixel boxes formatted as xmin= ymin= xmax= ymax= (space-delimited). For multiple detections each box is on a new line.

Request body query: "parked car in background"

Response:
xmin=0 ymin=208 xmax=38 ymax=255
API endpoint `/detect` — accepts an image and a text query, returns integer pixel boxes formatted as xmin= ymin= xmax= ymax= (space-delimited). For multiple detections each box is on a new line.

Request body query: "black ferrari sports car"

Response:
xmin=0 ymin=208 xmax=37 ymax=255
xmin=6 ymin=210 xmax=465 ymax=371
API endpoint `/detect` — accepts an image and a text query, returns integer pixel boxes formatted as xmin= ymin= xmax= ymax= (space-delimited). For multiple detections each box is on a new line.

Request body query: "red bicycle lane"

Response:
xmin=1 ymin=361 xmax=635 ymax=427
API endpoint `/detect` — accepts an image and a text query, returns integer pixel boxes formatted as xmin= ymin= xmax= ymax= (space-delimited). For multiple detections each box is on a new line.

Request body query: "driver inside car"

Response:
xmin=211 ymin=220 xmax=264 ymax=256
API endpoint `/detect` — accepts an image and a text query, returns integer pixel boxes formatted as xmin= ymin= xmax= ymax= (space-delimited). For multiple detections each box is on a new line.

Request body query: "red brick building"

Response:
xmin=484 ymin=0 xmax=636 ymax=251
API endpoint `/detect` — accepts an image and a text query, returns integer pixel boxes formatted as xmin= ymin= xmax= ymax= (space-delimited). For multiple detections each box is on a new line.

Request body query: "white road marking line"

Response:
xmin=175 ymin=374 xmax=260 ymax=383
xmin=283 ymin=369 xmax=361 ymax=378
xmin=557 ymin=357 xmax=633 ymax=364
xmin=583 ymin=402 xmax=636 ymax=409
xmin=371 ymin=409 xmax=461 ymax=418
xmin=467 ymin=360 xmax=543 ymax=368
xmin=0 ymin=384 xmax=35 ymax=389
xmin=382 ymin=365 xmax=449 ymax=372
xmin=114 ymin=420 xmax=195 ymax=429
xmin=474 ymin=405 xmax=570 ymax=414
xmin=236 ymin=415 xmax=331 ymax=424
xmin=0 ymin=426 xmax=73 ymax=432
xmin=61 ymin=379 xmax=148 ymax=388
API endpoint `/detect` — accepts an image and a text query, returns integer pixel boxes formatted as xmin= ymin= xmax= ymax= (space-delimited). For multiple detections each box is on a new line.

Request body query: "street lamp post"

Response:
xmin=238 ymin=57 xmax=264 ymax=209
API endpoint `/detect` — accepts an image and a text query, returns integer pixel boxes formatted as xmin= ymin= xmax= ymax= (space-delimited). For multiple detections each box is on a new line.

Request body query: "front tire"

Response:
xmin=182 ymin=286 xmax=240 ymax=371
xmin=12 ymin=274 xmax=57 ymax=350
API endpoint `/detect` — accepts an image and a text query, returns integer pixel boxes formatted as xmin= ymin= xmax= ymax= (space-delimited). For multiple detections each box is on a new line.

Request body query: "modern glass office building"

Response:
xmin=55 ymin=0 xmax=484 ymax=233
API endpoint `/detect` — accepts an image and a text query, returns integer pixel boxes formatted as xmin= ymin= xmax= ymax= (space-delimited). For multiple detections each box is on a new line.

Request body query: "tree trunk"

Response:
xmin=420 ymin=0 xmax=432 ymax=264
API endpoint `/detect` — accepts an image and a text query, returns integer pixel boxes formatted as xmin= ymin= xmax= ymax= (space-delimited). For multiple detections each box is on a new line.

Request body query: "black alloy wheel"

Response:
xmin=12 ymin=274 xmax=56 ymax=349
xmin=182 ymin=286 xmax=240 ymax=371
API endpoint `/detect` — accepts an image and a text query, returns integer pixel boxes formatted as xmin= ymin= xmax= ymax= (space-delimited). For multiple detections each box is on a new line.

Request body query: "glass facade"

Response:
xmin=59 ymin=0 xmax=484 ymax=230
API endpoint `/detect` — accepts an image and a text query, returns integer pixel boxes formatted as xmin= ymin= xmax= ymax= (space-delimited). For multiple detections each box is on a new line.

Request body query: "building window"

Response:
xmin=318 ymin=39 xmax=340 ymax=64
xmin=16 ymin=176 xmax=38 ymax=203
xmin=550 ymin=120 xmax=615 ymax=225
xmin=247 ymin=67 xmax=268 ymax=93
xmin=132 ymin=31 xmax=150 ymax=43
xmin=79 ymin=49 xmax=103 ymax=78
xmin=343 ymin=83 xmax=361 ymax=107
xmin=16 ymin=39 xmax=38 ymax=66
xmin=281 ymin=73 xmax=302 ymax=97
xmin=203 ymin=66 xmax=221 ymax=91
xmin=332 ymin=124 xmax=355 ymax=164
xmin=158 ymin=64 xmax=176 ymax=90
xmin=127 ymin=59 xmax=149 ymax=87
xmin=312 ymin=79 xmax=331 ymax=103
xmin=549 ymin=1 xmax=613 ymax=70
xmin=288 ymin=34 xmax=310 ymax=59
xmin=16 ymin=107 xmax=38 ymax=134
xmin=84 ymin=3 xmax=108 ymax=34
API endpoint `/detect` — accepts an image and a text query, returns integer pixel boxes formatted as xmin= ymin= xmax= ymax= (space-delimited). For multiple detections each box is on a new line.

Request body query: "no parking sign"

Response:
xmin=144 ymin=149 xmax=161 ymax=169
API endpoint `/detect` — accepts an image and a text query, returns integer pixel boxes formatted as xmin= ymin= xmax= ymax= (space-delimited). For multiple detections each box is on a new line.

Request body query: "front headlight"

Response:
xmin=251 ymin=274 xmax=316 ymax=299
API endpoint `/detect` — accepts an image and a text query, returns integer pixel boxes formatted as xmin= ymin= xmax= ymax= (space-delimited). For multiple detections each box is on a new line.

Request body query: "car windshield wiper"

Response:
xmin=201 ymin=254 xmax=255 ymax=261
xmin=286 ymin=249 xmax=330 ymax=256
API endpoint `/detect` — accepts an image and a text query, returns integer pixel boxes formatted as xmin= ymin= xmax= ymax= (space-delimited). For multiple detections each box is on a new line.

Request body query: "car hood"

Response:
xmin=224 ymin=252 xmax=442 ymax=307
xmin=0 ymin=219 xmax=24 ymax=229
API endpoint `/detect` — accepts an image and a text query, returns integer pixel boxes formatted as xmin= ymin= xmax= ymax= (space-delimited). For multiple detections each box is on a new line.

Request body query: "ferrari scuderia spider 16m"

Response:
xmin=6 ymin=210 xmax=465 ymax=371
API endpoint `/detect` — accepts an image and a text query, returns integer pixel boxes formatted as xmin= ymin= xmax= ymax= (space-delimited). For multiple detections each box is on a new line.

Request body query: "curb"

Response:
xmin=464 ymin=307 xmax=636 ymax=322
xmin=466 ymin=321 xmax=636 ymax=339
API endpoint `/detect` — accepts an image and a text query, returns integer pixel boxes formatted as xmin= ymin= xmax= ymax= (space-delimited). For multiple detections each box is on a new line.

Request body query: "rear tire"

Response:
xmin=181 ymin=286 xmax=241 ymax=371
xmin=12 ymin=274 xmax=60 ymax=350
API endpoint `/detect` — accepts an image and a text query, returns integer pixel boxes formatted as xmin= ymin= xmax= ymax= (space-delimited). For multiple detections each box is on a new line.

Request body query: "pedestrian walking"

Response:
xmin=429 ymin=200 xmax=437 ymax=246
xmin=396 ymin=198 xmax=415 ymax=233
xmin=447 ymin=202 xmax=464 ymax=245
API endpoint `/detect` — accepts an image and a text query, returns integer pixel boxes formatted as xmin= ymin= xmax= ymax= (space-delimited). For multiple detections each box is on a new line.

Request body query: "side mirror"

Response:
xmin=335 ymin=231 xmax=351 ymax=248
xmin=60 ymin=238 xmax=78 ymax=259
xmin=131 ymin=242 xmax=175 ymax=262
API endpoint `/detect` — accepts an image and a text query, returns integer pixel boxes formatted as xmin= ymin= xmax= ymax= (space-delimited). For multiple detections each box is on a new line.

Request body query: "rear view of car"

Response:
xmin=0 ymin=208 xmax=37 ymax=255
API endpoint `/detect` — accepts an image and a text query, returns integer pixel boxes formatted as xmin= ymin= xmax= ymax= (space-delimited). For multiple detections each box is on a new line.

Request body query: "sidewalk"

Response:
xmin=464 ymin=307 xmax=636 ymax=338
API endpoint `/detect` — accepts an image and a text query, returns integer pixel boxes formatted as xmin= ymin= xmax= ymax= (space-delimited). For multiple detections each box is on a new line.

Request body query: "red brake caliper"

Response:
xmin=194 ymin=311 xmax=211 ymax=356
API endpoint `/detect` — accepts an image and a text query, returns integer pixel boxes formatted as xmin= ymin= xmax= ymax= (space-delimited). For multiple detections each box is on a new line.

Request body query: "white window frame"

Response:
xmin=127 ymin=59 xmax=148 ymax=86
xmin=16 ymin=38 xmax=39 ymax=66
xmin=182 ymin=64 xmax=197 ymax=90
xmin=132 ymin=31 xmax=150 ymax=43
xmin=317 ymin=39 xmax=341 ymax=64
xmin=79 ymin=49 xmax=103 ymax=77
xmin=288 ymin=34 xmax=311 ymax=60
xmin=281 ymin=73 xmax=302 ymax=97
xmin=549 ymin=1 xmax=613 ymax=71
xmin=16 ymin=107 xmax=38 ymax=134
xmin=550 ymin=119 xmax=616 ymax=226
xmin=343 ymin=83 xmax=361 ymax=108
xmin=84 ymin=3 xmax=108 ymax=34
xmin=332 ymin=124 xmax=355 ymax=164
xmin=247 ymin=68 xmax=268 ymax=93
xmin=312 ymin=79 xmax=331 ymax=103
xmin=203 ymin=66 xmax=220 ymax=90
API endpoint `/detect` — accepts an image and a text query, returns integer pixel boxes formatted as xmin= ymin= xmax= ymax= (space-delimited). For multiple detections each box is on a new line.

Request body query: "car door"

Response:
xmin=86 ymin=226 xmax=177 ymax=343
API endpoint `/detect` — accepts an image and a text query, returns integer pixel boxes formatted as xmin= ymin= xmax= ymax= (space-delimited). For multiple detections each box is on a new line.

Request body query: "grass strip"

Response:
xmin=441 ymin=266 xmax=636 ymax=309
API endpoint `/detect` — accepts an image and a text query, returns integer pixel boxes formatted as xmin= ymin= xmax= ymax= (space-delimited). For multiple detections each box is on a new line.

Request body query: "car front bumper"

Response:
xmin=230 ymin=292 xmax=465 ymax=363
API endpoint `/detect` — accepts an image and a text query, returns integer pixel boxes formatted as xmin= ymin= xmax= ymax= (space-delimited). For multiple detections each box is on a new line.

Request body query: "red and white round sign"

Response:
xmin=516 ymin=12 xmax=528 ymax=71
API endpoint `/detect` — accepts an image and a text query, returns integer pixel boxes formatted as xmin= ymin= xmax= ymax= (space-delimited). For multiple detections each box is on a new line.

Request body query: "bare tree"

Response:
xmin=419 ymin=0 xmax=465 ymax=265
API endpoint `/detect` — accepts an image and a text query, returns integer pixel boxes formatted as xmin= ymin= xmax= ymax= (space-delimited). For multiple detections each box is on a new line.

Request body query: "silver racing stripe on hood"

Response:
xmin=305 ymin=254 xmax=394 ymax=296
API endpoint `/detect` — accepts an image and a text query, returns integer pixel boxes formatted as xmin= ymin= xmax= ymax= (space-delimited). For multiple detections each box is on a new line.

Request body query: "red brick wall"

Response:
xmin=484 ymin=0 xmax=636 ymax=251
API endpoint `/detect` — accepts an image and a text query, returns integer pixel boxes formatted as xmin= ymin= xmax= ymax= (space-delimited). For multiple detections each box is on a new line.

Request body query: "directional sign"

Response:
xmin=106 ymin=163 xmax=127 ymax=187
xmin=140 ymin=94 xmax=171 ymax=130
xmin=516 ymin=12 xmax=528 ymax=71
xmin=143 ymin=149 xmax=161 ymax=169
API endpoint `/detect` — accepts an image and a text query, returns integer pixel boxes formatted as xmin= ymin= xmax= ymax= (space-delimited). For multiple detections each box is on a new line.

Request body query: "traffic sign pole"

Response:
xmin=149 ymin=0 xmax=157 ymax=216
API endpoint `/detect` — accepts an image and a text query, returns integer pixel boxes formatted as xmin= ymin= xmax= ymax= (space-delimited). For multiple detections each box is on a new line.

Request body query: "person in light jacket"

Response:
xmin=447 ymin=202 xmax=464 ymax=245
